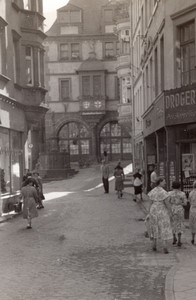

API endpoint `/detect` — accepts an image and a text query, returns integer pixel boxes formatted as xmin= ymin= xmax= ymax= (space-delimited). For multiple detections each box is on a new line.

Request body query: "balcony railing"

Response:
xmin=79 ymin=96 xmax=106 ymax=115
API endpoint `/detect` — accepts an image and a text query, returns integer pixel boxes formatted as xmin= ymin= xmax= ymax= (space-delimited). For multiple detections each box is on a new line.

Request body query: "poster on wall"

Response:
xmin=182 ymin=154 xmax=194 ymax=177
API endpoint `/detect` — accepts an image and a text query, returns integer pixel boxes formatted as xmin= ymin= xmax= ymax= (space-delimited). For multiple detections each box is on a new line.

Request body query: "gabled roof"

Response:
xmin=57 ymin=3 xmax=81 ymax=12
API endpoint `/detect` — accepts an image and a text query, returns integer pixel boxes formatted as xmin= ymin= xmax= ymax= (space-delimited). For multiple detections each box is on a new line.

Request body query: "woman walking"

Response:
xmin=32 ymin=171 xmax=44 ymax=209
xmin=148 ymin=177 xmax=173 ymax=253
xmin=188 ymin=180 xmax=196 ymax=245
xmin=114 ymin=162 xmax=125 ymax=198
xmin=168 ymin=181 xmax=187 ymax=247
xmin=21 ymin=178 xmax=39 ymax=229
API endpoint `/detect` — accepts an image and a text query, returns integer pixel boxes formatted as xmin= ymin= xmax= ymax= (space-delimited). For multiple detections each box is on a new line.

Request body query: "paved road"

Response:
xmin=0 ymin=167 xmax=177 ymax=300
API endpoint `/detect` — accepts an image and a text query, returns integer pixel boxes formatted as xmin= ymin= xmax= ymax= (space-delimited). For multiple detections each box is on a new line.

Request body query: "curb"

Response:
xmin=0 ymin=212 xmax=21 ymax=224
xmin=165 ymin=265 xmax=179 ymax=300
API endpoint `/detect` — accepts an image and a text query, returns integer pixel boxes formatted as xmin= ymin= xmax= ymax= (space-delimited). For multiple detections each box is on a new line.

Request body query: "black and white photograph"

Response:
xmin=0 ymin=0 xmax=196 ymax=299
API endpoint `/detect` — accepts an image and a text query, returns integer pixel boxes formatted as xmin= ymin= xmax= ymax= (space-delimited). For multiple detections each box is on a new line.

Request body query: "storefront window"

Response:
xmin=11 ymin=131 xmax=22 ymax=193
xmin=0 ymin=128 xmax=10 ymax=194
xmin=100 ymin=121 xmax=132 ymax=160
xmin=58 ymin=122 xmax=91 ymax=159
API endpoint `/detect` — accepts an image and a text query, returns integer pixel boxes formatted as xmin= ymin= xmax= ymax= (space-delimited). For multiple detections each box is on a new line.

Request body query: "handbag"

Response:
xmin=14 ymin=202 xmax=22 ymax=213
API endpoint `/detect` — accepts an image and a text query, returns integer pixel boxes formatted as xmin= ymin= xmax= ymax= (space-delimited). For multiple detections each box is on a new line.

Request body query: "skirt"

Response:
xmin=23 ymin=197 xmax=38 ymax=219
xmin=134 ymin=185 xmax=142 ymax=195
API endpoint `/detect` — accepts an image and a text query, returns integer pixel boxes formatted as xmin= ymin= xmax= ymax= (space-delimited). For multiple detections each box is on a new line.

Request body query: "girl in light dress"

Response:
xmin=147 ymin=177 xmax=173 ymax=254
xmin=188 ymin=180 xmax=196 ymax=245
xmin=168 ymin=181 xmax=187 ymax=247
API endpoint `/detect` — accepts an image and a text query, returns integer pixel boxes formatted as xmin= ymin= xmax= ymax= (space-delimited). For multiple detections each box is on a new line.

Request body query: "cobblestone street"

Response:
xmin=0 ymin=167 xmax=178 ymax=300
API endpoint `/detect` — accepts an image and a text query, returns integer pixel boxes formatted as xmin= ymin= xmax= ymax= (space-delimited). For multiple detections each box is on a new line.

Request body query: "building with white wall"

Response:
xmin=131 ymin=0 xmax=196 ymax=192
xmin=44 ymin=0 xmax=132 ymax=165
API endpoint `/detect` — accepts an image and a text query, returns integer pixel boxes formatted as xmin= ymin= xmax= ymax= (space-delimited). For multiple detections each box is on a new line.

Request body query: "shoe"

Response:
xmin=177 ymin=241 xmax=182 ymax=247
xmin=26 ymin=225 xmax=32 ymax=229
xmin=163 ymin=248 xmax=169 ymax=254
xmin=152 ymin=246 xmax=157 ymax=251
xmin=191 ymin=239 xmax=195 ymax=245
xmin=173 ymin=237 xmax=177 ymax=245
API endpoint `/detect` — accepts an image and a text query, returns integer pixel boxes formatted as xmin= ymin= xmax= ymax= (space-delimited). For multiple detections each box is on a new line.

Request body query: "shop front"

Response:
xmin=0 ymin=97 xmax=26 ymax=213
xmin=143 ymin=85 xmax=196 ymax=197
xmin=143 ymin=93 xmax=165 ymax=191
xmin=165 ymin=84 xmax=196 ymax=195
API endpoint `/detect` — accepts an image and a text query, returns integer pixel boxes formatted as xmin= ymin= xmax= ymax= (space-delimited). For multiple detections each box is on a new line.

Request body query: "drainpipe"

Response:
xmin=130 ymin=0 xmax=135 ymax=172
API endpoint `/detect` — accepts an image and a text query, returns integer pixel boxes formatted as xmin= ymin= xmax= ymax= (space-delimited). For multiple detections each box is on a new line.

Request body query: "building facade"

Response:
xmin=131 ymin=0 xmax=196 ymax=193
xmin=44 ymin=0 xmax=132 ymax=165
xmin=0 ymin=0 xmax=47 ymax=212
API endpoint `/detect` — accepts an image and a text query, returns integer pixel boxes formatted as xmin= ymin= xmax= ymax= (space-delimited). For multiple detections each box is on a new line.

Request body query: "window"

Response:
xmin=58 ymin=10 xmax=81 ymax=23
xmin=105 ymin=42 xmax=114 ymax=58
xmin=60 ymin=79 xmax=71 ymax=101
xmin=115 ymin=76 xmax=120 ymax=100
xmin=71 ymin=43 xmax=80 ymax=59
xmin=0 ymin=17 xmax=7 ymax=76
xmin=60 ymin=44 xmax=69 ymax=60
xmin=154 ymin=47 xmax=158 ymax=96
xmin=160 ymin=35 xmax=164 ymax=91
xmin=82 ymin=76 xmax=90 ymax=96
xmin=122 ymin=41 xmax=130 ymax=55
xmin=100 ymin=122 xmax=132 ymax=160
xmin=116 ymin=42 xmax=120 ymax=56
xmin=60 ymin=43 xmax=80 ymax=60
xmin=25 ymin=46 xmax=33 ymax=86
xmin=104 ymin=9 xmax=113 ymax=23
xmin=37 ymin=49 xmax=41 ymax=87
xmin=58 ymin=122 xmax=90 ymax=156
xmin=179 ymin=21 xmax=196 ymax=85
xmin=12 ymin=30 xmax=21 ymax=84
xmin=23 ymin=0 xmax=31 ymax=10
xmin=13 ymin=40 xmax=19 ymax=83
xmin=93 ymin=75 xmax=101 ymax=96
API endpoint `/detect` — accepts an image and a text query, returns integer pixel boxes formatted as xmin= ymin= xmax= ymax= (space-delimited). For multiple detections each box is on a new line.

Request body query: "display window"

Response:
xmin=0 ymin=128 xmax=10 ymax=194
xmin=0 ymin=128 xmax=23 ymax=194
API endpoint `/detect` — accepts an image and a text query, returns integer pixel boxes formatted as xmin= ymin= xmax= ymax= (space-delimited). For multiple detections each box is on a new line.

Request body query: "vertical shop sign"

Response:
xmin=159 ymin=162 xmax=164 ymax=177
xmin=169 ymin=161 xmax=175 ymax=189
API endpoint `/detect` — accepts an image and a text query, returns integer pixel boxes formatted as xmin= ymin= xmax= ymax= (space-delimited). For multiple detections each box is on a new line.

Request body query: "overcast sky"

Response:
xmin=43 ymin=0 xmax=70 ymax=31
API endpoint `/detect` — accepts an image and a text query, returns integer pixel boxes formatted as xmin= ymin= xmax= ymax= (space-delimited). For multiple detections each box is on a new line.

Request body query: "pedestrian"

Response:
xmin=114 ymin=162 xmax=125 ymax=198
xmin=32 ymin=171 xmax=45 ymax=209
xmin=148 ymin=177 xmax=173 ymax=254
xmin=133 ymin=168 xmax=143 ymax=202
xmin=150 ymin=165 xmax=158 ymax=189
xmin=21 ymin=178 xmax=39 ymax=229
xmin=101 ymin=160 xmax=109 ymax=194
xmin=188 ymin=180 xmax=196 ymax=245
xmin=168 ymin=181 xmax=187 ymax=247
xmin=103 ymin=149 xmax=108 ymax=163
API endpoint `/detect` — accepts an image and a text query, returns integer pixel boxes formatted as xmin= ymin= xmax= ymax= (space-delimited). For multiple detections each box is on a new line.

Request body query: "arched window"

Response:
xmin=100 ymin=121 xmax=132 ymax=160
xmin=58 ymin=122 xmax=91 ymax=159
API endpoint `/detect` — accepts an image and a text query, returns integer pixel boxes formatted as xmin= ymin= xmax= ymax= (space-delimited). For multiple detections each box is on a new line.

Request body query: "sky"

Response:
xmin=43 ymin=0 xmax=70 ymax=31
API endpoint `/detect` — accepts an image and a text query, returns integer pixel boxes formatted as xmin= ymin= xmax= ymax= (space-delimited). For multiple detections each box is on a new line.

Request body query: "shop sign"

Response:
xmin=169 ymin=161 xmax=176 ymax=189
xmin=143 ymin=93 xmax=165 ymax=137
xmin=165 ymin=85 xmax=196 ymax=125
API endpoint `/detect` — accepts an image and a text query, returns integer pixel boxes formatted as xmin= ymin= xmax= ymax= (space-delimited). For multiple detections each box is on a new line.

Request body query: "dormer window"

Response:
xmin=58 ymin=10 xmax=82 ymax=23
